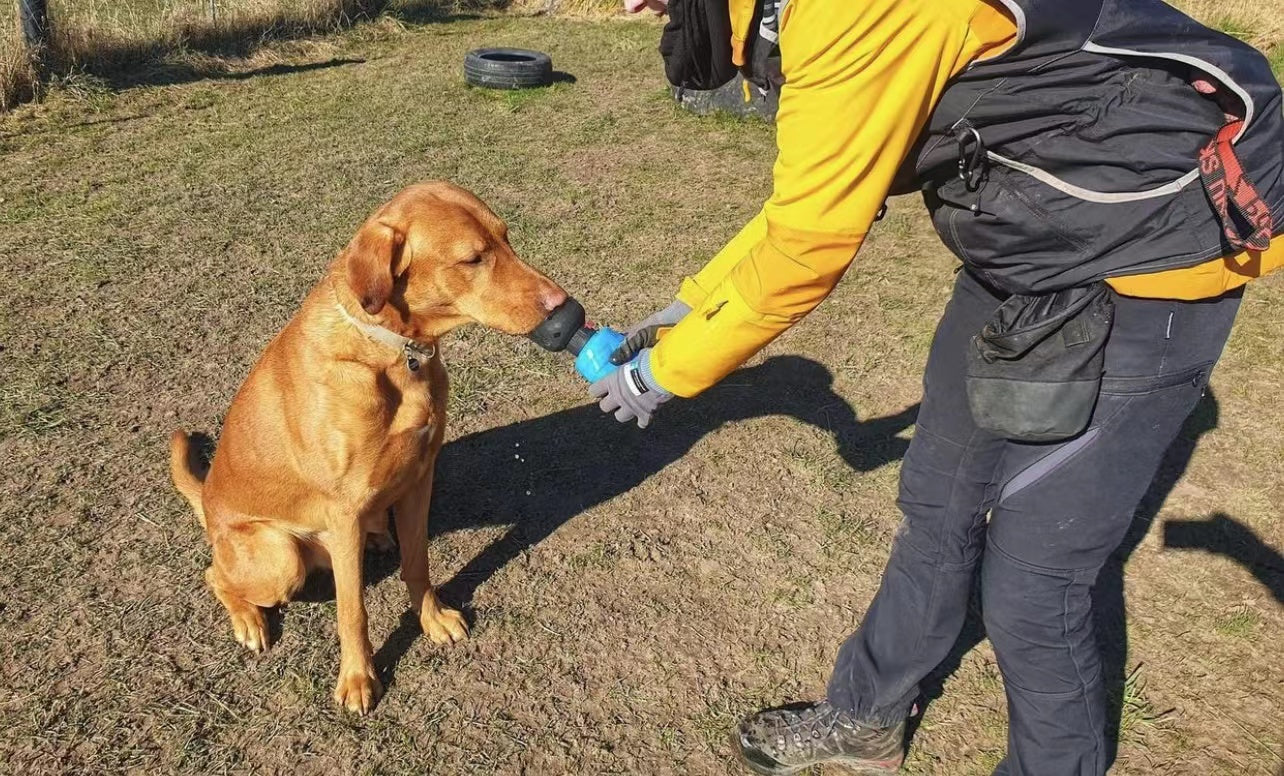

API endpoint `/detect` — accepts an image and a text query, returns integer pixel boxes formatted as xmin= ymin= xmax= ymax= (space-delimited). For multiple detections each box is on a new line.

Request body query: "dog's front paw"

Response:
xmin=333 ymin=665 xmax=383 ymax=715
xmin=422 ymin=605 xmax=469 ymax=645
xmin=230 ymin=606 xmax=269 ymax=654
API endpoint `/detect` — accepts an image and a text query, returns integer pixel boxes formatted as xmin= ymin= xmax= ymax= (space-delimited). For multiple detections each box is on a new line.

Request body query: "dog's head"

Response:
xmin=338 ymin=182 xmax=567 ymax=339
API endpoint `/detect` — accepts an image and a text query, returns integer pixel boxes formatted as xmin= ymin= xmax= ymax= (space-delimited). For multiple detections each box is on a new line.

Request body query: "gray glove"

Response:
xmin=610 ymin=299 xmax=692 ymax=366
xmin=589 ymin=348 xmax=672 ymax=429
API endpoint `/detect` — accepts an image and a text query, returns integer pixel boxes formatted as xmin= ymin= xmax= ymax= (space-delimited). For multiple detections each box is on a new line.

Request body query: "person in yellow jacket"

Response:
xmin=591 ymin=0 xmax=1283 ymax=774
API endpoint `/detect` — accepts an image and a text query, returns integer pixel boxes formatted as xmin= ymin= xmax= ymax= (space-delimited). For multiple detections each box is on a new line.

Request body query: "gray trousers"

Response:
xmin=827 ymin=269 xmax=1242 ymax=775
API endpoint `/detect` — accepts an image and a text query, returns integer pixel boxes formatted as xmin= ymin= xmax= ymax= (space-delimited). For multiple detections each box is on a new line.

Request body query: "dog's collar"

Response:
xmin=334 ymin=302 xmax=437 ymax=372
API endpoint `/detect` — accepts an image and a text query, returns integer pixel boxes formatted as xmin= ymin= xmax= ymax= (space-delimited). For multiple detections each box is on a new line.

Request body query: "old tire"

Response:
xmin=464 ymin=48 xmax=553 ymax=90
xmin=673 ymin=73 xmax=779 ymax=121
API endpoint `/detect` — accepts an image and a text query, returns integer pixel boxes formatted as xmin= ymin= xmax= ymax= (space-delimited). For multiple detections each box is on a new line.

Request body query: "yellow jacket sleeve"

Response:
xmin=675 ymin=211 xmax=768 ymax=309
xmin=650 ymin=0 xmax=984 ymax=397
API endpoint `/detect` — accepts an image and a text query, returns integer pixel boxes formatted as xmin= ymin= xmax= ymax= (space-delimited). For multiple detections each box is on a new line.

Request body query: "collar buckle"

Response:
xmin=403 ymin=341 xmax=436 ymax=372
xmin=334 ymin=294 xmax=437 ymax=372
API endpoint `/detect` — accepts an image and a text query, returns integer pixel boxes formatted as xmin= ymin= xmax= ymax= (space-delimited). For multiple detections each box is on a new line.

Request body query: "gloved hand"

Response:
xmin=589 ymin=348 xmax=673 ymax=429
xmin=609 ymin=299 xmax=692 ymax=366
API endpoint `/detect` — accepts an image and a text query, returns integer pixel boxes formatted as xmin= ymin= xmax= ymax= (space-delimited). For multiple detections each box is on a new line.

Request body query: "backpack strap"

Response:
xmin=1199 ymin=120 xmax=1275 ymax=252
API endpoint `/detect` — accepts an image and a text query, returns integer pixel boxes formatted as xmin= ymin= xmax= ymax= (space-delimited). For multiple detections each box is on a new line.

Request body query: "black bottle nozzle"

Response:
xmin=528 ymin=297 xmax=594 ymax=355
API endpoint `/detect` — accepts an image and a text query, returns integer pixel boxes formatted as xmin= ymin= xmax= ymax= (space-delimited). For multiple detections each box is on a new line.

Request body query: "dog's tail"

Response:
xmin=169 ymin=430 xmax=208 ymax=530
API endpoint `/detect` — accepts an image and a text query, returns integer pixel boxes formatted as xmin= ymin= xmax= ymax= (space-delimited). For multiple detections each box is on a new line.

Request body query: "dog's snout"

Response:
xmin=540 ymin=285 xmax=568 ymax=313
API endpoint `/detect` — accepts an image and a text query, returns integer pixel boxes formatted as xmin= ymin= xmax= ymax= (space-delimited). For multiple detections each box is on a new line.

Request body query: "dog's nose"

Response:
xmin=540 ymin=285 xmax=568 ymax=312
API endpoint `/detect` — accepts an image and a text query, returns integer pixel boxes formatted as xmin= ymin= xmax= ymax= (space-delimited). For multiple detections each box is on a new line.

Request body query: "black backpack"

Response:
xmin=660 ymin=0 xmax=781 ymax=92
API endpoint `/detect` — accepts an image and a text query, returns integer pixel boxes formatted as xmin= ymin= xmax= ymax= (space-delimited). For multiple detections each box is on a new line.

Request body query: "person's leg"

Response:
xmin=826 ymin=270 xmax=1009 ymax=722
xmin=735 ymin=270 xmax=1009 ymax=775
xmin=983 ymin=289 xmax=1242 ymax=776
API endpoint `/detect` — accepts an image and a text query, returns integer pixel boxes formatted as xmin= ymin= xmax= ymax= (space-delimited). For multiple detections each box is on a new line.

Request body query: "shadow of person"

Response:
xmin=1162 ymin=513 xmax=1284 ymax=604
xmin=370 ymin=355 xmax=917 ymax=685
xmin=1161 ymin=509 xmax=1284 ymax=768
xmin=1094 ymin=388 xmax=1221 ymax=764
xmin=909 ymin=389 xmax=1224 ymax=765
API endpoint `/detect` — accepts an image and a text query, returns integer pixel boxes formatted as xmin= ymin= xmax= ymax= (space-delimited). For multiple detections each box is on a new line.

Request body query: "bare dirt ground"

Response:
xmin=1 ymin=13 xmax=1281 ymax=776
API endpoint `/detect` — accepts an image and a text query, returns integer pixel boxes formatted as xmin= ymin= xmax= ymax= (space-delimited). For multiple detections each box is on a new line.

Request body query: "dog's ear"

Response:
xmin=343 ymin=219 xmax=406 ymax=314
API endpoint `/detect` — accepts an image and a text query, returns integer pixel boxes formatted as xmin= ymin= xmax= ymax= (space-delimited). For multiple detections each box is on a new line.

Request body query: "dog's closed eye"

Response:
xmin=461 ymin=254 xmax=485 ymax=266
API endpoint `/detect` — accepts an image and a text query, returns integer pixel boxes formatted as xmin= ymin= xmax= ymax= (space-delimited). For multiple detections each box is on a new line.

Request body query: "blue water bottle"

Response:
xmin=570 ymin=327 xmax=629 ymax=382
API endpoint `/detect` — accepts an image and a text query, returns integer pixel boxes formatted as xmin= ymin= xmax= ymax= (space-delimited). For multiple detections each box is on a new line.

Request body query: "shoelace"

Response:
xmin=770 ymin=705 xmax=851 ymax=757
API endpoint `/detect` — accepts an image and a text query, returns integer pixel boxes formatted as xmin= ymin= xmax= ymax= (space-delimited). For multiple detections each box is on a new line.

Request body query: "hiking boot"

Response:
xmin=733 ymin=700 xmax=905 ymax=775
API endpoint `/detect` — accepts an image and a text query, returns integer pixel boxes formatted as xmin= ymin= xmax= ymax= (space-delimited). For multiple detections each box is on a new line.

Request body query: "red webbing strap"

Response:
xmin=1199 ymin=120 xmax=1274 ymax=252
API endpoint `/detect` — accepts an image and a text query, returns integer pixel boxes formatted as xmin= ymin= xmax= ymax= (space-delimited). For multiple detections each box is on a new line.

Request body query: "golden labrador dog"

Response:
xmin=169 ymin=182 xmax=566 ymax=713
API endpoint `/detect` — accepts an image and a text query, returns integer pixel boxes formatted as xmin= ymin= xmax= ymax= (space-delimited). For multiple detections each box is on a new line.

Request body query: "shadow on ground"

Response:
xmin=1162 ymin=513 xmax=1284 ymax=605
xmin=1161 ymin=508 xmax=1284 ymax=775
xmin=367 ymin=355 xmax=917 ymax=685
xmin=203 ymin=57 xmax=367 ymax=82
xmin=1095 ymin=388 xmax=1221 ymax=763
xmin=1093 ymin=392 xmax=1282 ymax=762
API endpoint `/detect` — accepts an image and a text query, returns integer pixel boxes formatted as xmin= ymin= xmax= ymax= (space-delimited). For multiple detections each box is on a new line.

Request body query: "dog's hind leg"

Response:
xmin=206 ymin=523 xmax=307 ymax=654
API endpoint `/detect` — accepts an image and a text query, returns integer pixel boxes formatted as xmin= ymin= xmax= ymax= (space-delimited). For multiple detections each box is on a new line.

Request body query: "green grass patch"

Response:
xmin=1213 ymin=607 xmax=1260 ymax=639
xmin=1117 ymin=665 xmax=1175 ymax=745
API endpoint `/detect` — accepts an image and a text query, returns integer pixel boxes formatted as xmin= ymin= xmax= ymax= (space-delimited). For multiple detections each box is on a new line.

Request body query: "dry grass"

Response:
xmin=0 ymin=8 xmax=1282 ymax=776
xmin=511 ymin=0 xmax=622 ymax=16
xmin=0 ymin=20 xmax=38 ymax=110
xmin=48 ymin=0 xmax=378 ymax=70
xmin=1174 ymin=0 xmax=1284 ymax=50
xmin=0 ymin=0 xmax=493 ymax=112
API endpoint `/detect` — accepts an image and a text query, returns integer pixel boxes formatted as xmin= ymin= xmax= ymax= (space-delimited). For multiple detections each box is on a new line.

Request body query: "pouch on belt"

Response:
xmin=965 ymin=282 xmax=1115 ymax=442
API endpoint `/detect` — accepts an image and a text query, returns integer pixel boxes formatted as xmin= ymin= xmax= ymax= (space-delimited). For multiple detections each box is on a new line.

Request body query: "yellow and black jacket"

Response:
xmin=649 ymin=0 xmax=1284 ymax=397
